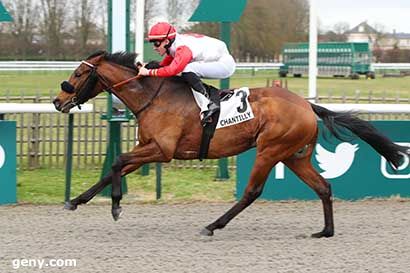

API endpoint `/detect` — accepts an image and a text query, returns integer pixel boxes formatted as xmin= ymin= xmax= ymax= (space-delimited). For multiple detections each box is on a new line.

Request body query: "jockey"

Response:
xmin=138 ymin=22 xmax=236 ymax=124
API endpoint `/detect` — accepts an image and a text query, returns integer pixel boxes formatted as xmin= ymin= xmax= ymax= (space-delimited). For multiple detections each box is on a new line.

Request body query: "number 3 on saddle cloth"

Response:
xmin=191 ymin=87 xmax=255 ymax=160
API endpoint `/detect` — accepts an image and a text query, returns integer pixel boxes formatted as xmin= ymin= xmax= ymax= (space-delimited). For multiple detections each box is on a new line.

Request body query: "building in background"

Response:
xmin=346 ymin=21 xmax=410 ymax=50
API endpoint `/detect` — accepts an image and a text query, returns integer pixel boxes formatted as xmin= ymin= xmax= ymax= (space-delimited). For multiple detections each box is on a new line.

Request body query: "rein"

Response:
xmin=102 ymin=62 xmax=166 ymax=117
xmin=62 ymin=60 xmax=166 ymax=116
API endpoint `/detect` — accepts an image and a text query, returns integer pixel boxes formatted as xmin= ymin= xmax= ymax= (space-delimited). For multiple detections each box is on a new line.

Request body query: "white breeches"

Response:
xmin=182 ymin=54 xmax=236 ymax=79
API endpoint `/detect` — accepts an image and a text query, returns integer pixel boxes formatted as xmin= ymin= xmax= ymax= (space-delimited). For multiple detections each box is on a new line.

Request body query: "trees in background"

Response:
xmin=2 ymin=0 xmax=409 ymax=62
xmin=188 ymin=0 xmax=309 ymax=61
xmin=39 ymin=0 xmax=66 ymax=59
xmin=1 ymin=0 xmax=105 ymax=59
xmin=1 ymin=0 xmax=39 ymax=58
xmin=72 ymin=0 xmax=95 ymax=56
xmin=1 ymin=0 xmax=310 ymax=60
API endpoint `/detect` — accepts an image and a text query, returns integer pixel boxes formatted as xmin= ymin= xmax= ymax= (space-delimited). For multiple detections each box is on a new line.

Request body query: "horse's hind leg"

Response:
xmin=283 ymin=154 xmax=334 ymax=238
xmin=201 ymin=147 xmax=280 ymax=236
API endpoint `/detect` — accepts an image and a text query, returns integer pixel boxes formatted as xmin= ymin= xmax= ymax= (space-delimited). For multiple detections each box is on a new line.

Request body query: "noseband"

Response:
xmin=60 ymin=61 xmax=103 ymax=109
xmin=60 ymin=59 xmax=165 ymax=116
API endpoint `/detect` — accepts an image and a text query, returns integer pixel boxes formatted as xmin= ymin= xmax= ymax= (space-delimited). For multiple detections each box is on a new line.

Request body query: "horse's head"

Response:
xmin=53 ymin=50 xmax=109 ymax=113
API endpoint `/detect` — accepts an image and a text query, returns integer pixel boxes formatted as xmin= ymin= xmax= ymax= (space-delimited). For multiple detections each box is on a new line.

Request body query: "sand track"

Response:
xmin=1 ymin=200 xmax=409 ymax=273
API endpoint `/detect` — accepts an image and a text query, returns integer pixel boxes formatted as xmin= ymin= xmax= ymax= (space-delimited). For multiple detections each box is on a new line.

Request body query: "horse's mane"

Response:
xmin=86 ymin=50 xmax=138 ymax=70
xmin=85 ymin=51 xmax=189 ymax=87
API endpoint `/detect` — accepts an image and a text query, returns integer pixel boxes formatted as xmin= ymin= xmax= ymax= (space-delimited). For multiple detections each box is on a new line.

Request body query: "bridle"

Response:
xmin=60 ymin=60 xmax=165 ymax=116
xmin=60 ymin=61 xmax=101 ymax=110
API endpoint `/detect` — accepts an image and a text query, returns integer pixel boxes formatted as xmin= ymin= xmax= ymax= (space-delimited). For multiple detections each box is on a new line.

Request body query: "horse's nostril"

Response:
xmin=53 ymin=98 xmax=61 ymax=110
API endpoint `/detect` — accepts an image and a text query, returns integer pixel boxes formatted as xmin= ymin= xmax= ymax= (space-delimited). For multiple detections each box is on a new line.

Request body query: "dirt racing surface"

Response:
xmin=1 ymin=200 xmax=409 ymax=273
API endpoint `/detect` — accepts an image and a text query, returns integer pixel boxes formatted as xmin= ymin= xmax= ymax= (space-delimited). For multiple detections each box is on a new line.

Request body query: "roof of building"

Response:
xmin=346 ymin=21 xmax=378 ymax=34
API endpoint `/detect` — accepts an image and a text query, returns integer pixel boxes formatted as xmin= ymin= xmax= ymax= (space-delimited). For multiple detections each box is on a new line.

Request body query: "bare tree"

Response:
xmin=319 ymin=22 xmax=349 ymax=42
xmin=167 ymin=0 xmax=179 ymax=26
xmin=188 ymin=0 xmax=309 ymax=61
xmin=94 ymin=0 xmax=108 ymax=40
xmin=39 ymin=0 xmax=67 ymax=59
xmin=333 ymin=22 xmax=350 ymax=35
xmin=144 ymin=0 xmax=160 ymax=33
xmin=2 ymin=0 xmax=39 ymax=58
xmin=167 ymin=0 xmax=198 ymax=30
xmin=71 ymin=0 xmax=94 ymax=55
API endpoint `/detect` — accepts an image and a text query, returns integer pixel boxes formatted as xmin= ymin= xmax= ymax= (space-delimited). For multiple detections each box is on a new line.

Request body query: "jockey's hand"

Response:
xmin=136 ymin=61 xmax=144 ymax=68
xmin=138 ymin=66 xmax=150 ymax=76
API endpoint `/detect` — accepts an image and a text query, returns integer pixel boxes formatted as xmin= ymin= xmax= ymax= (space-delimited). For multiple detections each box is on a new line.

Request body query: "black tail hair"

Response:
xmin=310 ymin=103 xmax=409 ymax=169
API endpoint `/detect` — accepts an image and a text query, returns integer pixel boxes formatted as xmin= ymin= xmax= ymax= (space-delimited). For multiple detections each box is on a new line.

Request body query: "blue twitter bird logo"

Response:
xmin=315 ymin=143 xmax=359 ymax=179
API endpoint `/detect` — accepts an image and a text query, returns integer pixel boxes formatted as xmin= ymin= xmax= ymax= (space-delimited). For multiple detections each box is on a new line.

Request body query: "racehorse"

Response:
xmin=53 ymin=50 xmax=408 ymax=238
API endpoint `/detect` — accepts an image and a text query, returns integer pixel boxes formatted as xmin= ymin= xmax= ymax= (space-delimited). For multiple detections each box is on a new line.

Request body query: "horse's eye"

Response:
xmin=74 ymin=72 xmax=81 ymax=77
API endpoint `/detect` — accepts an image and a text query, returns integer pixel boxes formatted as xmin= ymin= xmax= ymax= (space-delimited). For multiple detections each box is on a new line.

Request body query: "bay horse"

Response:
xmin=53 ymin=51 xmax=408 ymax=238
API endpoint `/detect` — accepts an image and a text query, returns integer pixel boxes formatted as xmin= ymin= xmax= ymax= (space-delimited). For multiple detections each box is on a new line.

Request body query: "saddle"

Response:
xmin=218 ymin=88 xmax=234 ymax=101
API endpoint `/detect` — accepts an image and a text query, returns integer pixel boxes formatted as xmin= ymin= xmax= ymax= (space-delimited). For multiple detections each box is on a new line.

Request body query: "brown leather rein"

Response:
xmin=81 ymin=60 xmax=165 ymax=117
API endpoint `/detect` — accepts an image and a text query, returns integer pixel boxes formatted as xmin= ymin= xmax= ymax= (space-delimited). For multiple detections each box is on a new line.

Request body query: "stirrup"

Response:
xmin=201 ymin=108 xmax=219 ymax=126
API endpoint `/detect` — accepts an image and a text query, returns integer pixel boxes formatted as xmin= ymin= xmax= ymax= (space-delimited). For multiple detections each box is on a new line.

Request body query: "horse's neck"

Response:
xmin=107 ymin=75 xmax=154 ymax=114
xmin=111 ymin=76 xmax=186 ymax=115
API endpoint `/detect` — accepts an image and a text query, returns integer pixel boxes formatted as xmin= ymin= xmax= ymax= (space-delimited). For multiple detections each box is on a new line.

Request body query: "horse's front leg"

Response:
xmin=109 ymin=141 xmax=172 ymax=220
xmin=64 ymin=172 xmax=113 ymax=210
xmin=65 ymin=141 xmax=169 ymax=215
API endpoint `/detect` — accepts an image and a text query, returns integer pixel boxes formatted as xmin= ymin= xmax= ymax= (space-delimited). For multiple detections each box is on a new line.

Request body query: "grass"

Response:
xmin=1 ymin=71 xmax=71 ymax=96
xmin=17 ymin=167 xmax=236 ymax=204
xmin=4 ymin=69 xmax=410 ymax=204
xmin=2 ymin=70 xmax=410 ymax=99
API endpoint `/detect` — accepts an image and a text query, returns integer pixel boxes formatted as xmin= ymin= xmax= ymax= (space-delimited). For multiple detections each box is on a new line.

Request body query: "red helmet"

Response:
xmin=147 ymin=22 xmax=177 ymax=41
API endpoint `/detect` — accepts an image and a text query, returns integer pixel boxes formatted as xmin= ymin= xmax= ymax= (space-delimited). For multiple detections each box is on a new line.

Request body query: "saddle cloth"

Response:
xmin=191 ymin=87 xmax=255 ymax=129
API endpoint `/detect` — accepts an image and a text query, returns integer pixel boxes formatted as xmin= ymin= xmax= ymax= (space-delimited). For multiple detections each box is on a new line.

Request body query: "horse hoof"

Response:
xmin=200 ymin=228 xmax=214 ymax=236
xmin=112 ymin=207 xmax=122 ymax=221
xmin=311 ymin=230 xmax=334 ymax=238
xmin=64 ymin=202 xmax=77 ymax=211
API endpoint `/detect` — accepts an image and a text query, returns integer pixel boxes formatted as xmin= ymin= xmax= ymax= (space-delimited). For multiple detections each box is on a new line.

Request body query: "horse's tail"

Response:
xmin=310 ymin=102 xmax=409 ymax=169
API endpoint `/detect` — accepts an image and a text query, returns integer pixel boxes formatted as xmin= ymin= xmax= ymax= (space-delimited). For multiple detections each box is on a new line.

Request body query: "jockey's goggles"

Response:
xmin=150 ymin=40 xmax=164 ymax=47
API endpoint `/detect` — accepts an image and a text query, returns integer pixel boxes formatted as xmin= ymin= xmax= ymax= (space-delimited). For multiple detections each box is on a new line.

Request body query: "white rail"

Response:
xmin=317 ymin=104 xmax=410 ymax=114
xmin=0 ymin=61 xmax=284 ymax=71
xmin=0 ymin=103 xmax=93 ymax=113
xmin=0 ymin=103 xmax=408 ymax=114
xmin=371 ymin=63 xmax=410 ymax=70
xmin=0 ymin=61 xmax=80 ymax=71
xmin=1 ymin=61 xmax=410 ymax=72
xmin=236 ymin=62 xmax=283 ymax=70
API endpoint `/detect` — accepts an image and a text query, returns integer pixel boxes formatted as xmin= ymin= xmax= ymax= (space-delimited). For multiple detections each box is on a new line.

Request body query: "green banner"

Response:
xmin=0 ymin=121 xmax=17 ymax=204
xmin=237 ymin=121 xmax=410 ymax=200
xmin=189 ymin=0 xmax=247 ymax=22
xmin=0 ymin=1 xmax=13 ymax=22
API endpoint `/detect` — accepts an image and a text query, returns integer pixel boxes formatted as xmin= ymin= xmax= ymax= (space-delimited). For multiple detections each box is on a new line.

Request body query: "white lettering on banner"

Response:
xmin=381 ymin=142 xmax=410 ymax=179
xmin=0 ymin=144 xmax=5 ymax=169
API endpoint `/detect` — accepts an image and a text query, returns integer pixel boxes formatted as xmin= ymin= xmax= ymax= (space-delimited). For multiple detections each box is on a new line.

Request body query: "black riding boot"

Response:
xmin=204 ymin=85 xmax=221 ymax=122
xmin=181 ymin=72 xmax=220 ymax=124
